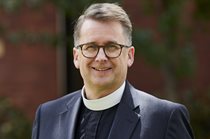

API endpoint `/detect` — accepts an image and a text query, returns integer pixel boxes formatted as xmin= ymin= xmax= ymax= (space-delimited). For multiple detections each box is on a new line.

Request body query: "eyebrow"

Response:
xmin=81 ymin=41 xmax=119 ymax=46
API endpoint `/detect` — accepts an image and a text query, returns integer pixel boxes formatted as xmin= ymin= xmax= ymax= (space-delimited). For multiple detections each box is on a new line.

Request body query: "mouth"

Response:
xmin=92 ymin=67 xmax=112 ymax=71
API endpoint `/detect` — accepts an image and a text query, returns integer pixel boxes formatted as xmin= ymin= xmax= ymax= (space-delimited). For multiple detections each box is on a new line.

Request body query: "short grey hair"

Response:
xmin=73 ymin=3 xmax=132 ymax=46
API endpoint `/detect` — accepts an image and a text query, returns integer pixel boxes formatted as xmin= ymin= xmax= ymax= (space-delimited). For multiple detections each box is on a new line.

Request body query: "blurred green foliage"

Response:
xmin=132 ymin=1 xmax=210 ymax=138
xmin=183 ymin=90 xmax=210 ymax=139
xmin=0 ymin=98 xmax=31 ymax=139
xmin=194 ymin=0 xmax=210 ymax=20
xmin=0 ymin=0 xmax=23 ymax=12
xmin=133 ymin=0 xmax=196 ymax=100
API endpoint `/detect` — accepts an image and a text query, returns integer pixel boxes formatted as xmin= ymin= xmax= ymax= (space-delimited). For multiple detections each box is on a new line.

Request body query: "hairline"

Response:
xmin=74 ymin=17 xmax=131 ymax=46
xmin=73 ymin=3 xmax=132 ymax=47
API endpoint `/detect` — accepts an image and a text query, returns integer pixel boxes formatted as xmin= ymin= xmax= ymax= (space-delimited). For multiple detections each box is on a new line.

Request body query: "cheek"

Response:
xmin=115 ymin=57 xmax=128 ymax=73
xmin=79 ymin=58 xmax=92 ymax=73
xmin=113 ymin=59 xmax=128 ymax=82
xmin=74 ymin=53 xmax=90 ymax=69
xmin=121 ymin=52 xmax=129 ymax=66
xmin=78 ymin=60 xmax=87 ymax=79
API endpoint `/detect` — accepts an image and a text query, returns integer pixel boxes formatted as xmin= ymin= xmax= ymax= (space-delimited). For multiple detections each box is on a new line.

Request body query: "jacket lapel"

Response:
xmin=108 ymin=82 xmax=141 ymax=139
xmin=58 ymin=93 xmax=82 ymax=139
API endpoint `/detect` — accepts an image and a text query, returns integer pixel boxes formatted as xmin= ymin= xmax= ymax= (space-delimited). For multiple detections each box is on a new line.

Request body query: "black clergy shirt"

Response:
xmin=75 ymin=101 xmax=119 ymax=139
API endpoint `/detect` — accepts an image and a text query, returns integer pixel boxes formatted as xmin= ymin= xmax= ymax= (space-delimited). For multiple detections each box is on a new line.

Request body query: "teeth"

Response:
xmin=93 ymin=67 xmax=110 ymax=71
xmin=96 ymin=68 xmax=107 ymax=71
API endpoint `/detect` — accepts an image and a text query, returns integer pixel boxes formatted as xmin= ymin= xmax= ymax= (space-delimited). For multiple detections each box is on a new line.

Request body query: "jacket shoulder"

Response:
xmin=129 ymin=84 xmax=188 ymax=116
xmin=129 ymin=84 xmax=193 ymax=138
xmin=39 ymin=90 xmax=81 ymax=115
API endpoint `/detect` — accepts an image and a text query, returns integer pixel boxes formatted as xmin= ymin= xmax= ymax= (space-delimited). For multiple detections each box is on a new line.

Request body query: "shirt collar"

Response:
xmin=81 ymin=81 xmax=125 ymax=111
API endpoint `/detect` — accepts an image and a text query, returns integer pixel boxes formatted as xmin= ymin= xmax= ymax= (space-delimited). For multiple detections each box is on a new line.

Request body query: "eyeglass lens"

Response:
xmin=81 ymin=43 xmax=122 ymax=58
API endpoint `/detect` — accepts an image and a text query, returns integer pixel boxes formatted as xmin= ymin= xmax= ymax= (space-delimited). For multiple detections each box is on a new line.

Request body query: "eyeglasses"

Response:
xmin=76 ymin=42 xmax=131 ymax=59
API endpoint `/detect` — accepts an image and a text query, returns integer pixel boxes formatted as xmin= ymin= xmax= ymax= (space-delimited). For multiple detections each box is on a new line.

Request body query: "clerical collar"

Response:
xmin=81 ymin=82 xmax=125 ymax=111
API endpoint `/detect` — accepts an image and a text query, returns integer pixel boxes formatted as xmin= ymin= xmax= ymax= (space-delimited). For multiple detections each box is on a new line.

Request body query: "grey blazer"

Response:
xmin=32 ymin=82 xmax=194 ymax=139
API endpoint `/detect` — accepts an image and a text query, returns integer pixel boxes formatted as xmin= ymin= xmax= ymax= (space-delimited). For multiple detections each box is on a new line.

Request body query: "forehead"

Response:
xmin=79 ymin=19 xmax=126 ymax=45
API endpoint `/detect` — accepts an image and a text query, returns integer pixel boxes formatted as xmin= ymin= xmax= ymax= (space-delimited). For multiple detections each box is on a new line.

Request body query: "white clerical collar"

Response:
xmin=81 ymin=82 xmax=125 ymax=111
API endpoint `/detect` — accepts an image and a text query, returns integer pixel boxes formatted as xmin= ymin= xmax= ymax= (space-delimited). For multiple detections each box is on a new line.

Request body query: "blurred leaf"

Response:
xmin=49 ymin=0 xmax=122 ymax=18
xmin=194 ymin=0 xmax=210 ymax=20
xmin=0 ymin=0 xmax=23 ymax=12
xmin=133 ymin=30 xmax=169 ymax=67
xmin=0 ymin=98 xmax=31 ymax=139
xmin=184 ymin=90 xmax=210 ymax=139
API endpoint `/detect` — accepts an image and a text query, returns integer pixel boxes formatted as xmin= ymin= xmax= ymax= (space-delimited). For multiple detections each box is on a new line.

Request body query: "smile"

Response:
xmin=92 ymin=67 xmax=112 ymax=71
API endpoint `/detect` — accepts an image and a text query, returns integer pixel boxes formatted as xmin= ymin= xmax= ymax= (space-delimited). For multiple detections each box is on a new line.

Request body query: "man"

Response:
xmin=32 ymin=3 xmax=194 ymax=139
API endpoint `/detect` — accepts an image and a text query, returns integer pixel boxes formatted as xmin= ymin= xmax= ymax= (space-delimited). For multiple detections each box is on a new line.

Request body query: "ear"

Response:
xmin=127 ymin=46 xmax=135 ymax=67
xmin=73 ymin=47 xmax=80 ymax=69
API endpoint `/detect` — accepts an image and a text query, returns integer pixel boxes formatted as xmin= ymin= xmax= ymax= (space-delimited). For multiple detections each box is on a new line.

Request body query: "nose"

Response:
xmin=95 ymin=48 xmax=108 ymax=61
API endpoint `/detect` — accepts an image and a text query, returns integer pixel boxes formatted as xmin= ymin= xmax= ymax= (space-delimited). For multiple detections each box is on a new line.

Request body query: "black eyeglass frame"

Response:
xmin=75 ymin=42 xmax=132 ymax=59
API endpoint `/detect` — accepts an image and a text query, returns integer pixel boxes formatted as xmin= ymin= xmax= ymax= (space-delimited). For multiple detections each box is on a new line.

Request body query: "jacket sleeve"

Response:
xmin=164 ymin=105 xmax=194 ymax=139
xmin=32 ymin=105 xmax=42 ymax=139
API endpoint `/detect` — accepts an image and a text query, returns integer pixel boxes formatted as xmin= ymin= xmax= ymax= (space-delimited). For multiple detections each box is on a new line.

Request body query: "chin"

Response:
xmin=91 ymin=78 xmax=114 ymax=87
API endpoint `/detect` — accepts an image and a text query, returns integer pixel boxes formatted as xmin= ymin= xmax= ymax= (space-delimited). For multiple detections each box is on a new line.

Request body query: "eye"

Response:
xmin=83 ymin=44 xmax=98 ymax=52
xmin=106 ymin=44 xmax=121 ymax=52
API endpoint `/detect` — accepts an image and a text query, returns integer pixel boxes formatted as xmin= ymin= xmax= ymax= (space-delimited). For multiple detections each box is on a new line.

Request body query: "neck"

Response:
xmin=84 ymin=82 xmax=124 ymax=100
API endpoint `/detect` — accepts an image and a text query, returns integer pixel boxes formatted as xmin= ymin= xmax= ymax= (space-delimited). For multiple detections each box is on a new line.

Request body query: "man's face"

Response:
xmin=73 ymin=19 xmax=134 ymax=93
